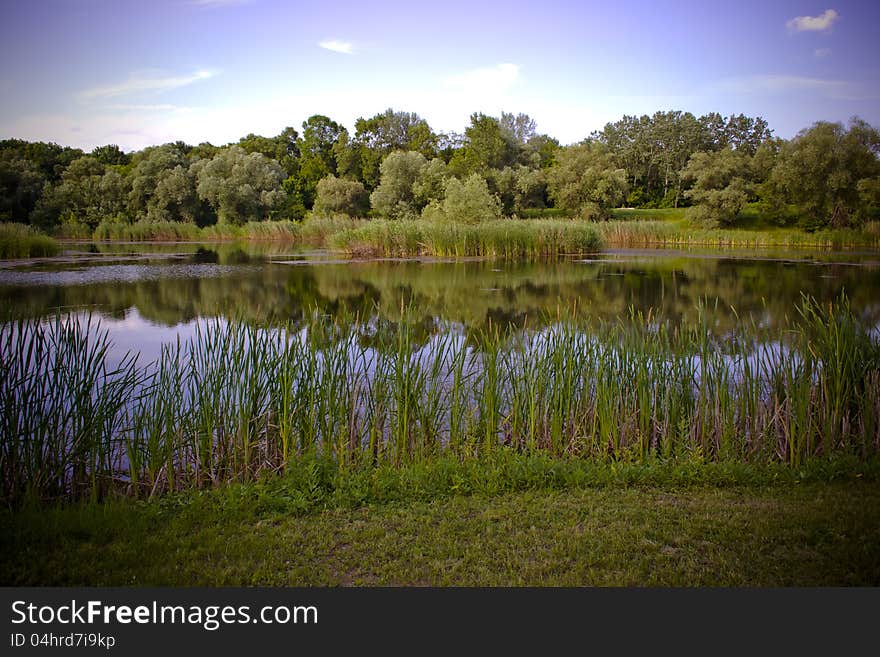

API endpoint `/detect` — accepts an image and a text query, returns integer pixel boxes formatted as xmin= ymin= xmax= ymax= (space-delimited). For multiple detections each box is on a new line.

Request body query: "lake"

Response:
xmin=2 ymin=243 xmax=879 ymax=364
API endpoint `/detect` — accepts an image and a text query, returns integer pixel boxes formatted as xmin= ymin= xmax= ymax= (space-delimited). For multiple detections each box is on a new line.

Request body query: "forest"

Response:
xmin=1 ymin=108 xmax=879 ymax=236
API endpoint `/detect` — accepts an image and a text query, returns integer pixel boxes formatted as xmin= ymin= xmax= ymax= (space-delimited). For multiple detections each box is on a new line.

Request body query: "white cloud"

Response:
xmin=78 ymin=70 xmax=217 ymax=101
xmin=814 ymin=48 xmax=832 ymax=58
xmin=319 ymin=40 xmax=354 ymax=54
xmin=786 ymin=9 xmax=839 ymax=33
xmin=443 ymin=63 xmax=520 ymax=95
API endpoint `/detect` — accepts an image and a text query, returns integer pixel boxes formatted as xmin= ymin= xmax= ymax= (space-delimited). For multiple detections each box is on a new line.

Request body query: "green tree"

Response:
xmin=369 ymin=150 xmax=428 ymax=219
xmin=32 ymin=156 xmax=122 ymax=228
xmin=412 ymin=157 xmax=451 ymax=208
xmin=546 ymin=143 xmax=628 ymax=219
xmin=682 ymin=148 xmax=754 ymax=227
xmin=149 ymin=165 xmax=201 ymax=223
xmin=449 ymin=113 xmax=517 ymax=176
xmin=91 ymin=144 xmax=130 ymax=166
xmin=127 ymin=144 xmax=188 ymax=220
xmin=295 ymin=115 xmax=347 ymax=208
xmin=345 ymin=109 xmax=437 ymax=189
xmin=0 ymin=139 xmax=84 ymax=181
xmin=761 ymin=119 xmax=880 ymax=228
xmin=0 ymin=154 xmax=46 ymax=223
xmin=313 ymin=175 xmax=369 ymax=218
xmin=423 ymin=174 xmax=501 ymax=224
xmin=192 ymin=146 xmax=285 ymax=225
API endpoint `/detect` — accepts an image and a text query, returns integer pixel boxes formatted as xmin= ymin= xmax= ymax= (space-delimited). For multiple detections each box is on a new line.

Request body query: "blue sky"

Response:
xmin=1 ymin=0 xmax=877 ymax=151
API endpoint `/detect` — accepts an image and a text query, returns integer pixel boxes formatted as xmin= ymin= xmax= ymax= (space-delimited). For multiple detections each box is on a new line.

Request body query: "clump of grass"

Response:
xmin=331 ymin=219 xmax=603 ymax=258
xmin=94 ymin=220 xmax=203 ymax=242
xmin=0 ymin=223 xmax=60 ymax=258
xmin=300 ymin=214 xmax=362 ymax=245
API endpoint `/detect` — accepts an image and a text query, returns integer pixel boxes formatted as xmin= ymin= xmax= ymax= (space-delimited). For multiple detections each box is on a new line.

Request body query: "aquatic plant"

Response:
xmin=1 ymin=294 xmax=878 ymax=504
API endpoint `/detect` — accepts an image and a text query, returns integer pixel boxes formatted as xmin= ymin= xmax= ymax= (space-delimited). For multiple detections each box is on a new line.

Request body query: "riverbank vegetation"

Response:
xmin=2 ymin=109 xmax=878 ymax=242
xmin=0 ymin=222 xmax=59 ymax=258
xmin=2 ymin=294 xmax=878 ymax=506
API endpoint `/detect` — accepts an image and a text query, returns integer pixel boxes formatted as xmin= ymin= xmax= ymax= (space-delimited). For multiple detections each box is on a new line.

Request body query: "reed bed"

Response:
xmin=2 ymin=295 xmax=878 ymax=505
xmin=595 ymin=220 xmax=880 ymax=249
xmin=330 ymin=219 xmax=603 ymax=257
xmin=90 ymin=219 xmax=302 ymax=242
xmin=0 ymin=222 xmax=60 ymax=258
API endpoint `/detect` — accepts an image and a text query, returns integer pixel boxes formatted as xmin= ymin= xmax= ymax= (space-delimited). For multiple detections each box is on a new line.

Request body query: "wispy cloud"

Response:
xmin=712 ymin=74 xmax=872 ymax=101
xmin=319 ymin=40 xmax=354 ymax=54
xmin=716 ymin=74 xmax=843 ymax=93
xmin=443 ymin=63 xmax=520 ymax=94
xmin=78 ymin=70 xmax=216 ymax=101
xmin=815 ymin=48 xmax=832 ymax=58
xmin=786 ymin=9 xmax=839 ymax=33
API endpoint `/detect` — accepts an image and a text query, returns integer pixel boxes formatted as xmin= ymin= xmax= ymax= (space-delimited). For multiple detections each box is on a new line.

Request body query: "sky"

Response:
xmin=0 ymin=0 xmax=878 ymax=151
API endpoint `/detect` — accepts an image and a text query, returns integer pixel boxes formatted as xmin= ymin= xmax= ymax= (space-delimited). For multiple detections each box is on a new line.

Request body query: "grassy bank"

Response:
xmin=3 ymin=454 xmax=878 ymax=585
xmin=0 ymin=222 xmax=60 ymax=258
xmin=602 ymin=207 xmax=880 ymax=248
xmin=2 ymin=295 xmax=878 ymax=505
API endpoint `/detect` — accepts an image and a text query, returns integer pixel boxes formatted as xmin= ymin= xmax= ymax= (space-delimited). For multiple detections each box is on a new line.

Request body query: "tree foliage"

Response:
xmin=682 ymin=148 xmax=754 ymax=227
xmin=761 ymin=119 xmax=880 ymax=228
xmin=313 ymin=175 xmax=369 ymax=218
xmin=370 ymin=150 xmax=428 ymax=220
xmin=192 ymin=146 xmax=285 ymax=225
xmin=547 ymin=143 xmax=628 ymax=219
xmin=423 ymin=174 xmax=501 ymax=224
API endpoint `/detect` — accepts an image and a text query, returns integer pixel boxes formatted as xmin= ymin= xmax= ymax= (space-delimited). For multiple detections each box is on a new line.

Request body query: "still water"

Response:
xmin=2 ymin=242 xmax=879 ymax=362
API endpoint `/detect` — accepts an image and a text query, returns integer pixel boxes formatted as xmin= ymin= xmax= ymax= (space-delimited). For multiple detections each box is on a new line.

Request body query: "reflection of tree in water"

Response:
xmin=2 ymin=249 xmax=880 ymax=340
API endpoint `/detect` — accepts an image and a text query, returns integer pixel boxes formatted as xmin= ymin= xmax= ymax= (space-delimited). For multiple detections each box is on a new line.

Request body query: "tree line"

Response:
xmin=1 ymin=108 xmax=878 ymax=231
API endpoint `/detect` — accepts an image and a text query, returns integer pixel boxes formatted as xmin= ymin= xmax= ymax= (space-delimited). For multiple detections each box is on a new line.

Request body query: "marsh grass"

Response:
xmin=595 ymin=219 xmax=880 ymax=249
xmin=330 ymin=219 xmax=603 ymax=257
xmin=0 ymin=223 xmax=60 ymax=258
xmin=91 ymin=220 xmax=302 ymax=242
xmin=2 ymin=294 xmax=878 ymax=505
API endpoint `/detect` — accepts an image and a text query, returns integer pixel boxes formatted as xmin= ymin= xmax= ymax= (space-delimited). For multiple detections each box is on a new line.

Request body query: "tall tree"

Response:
xmin=192 ymin=146 xmax=285 ymax=225
xmin=761 ymin=118 xmax=880 ymax=228
xmin=546 ymin=142 xmax=628 ymax=219
xmin=370 ymin=150 xmax=428 ymax=220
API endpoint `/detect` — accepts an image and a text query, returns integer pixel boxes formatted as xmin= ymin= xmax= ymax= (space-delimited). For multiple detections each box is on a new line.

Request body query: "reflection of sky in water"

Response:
xmin=81 ymin=308 xmax=204 ymax=369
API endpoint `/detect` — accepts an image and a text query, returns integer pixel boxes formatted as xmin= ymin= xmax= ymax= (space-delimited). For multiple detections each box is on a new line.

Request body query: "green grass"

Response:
xmin=2 ymin=455 xmax=878 ymax=585
xmin=330 ymin=219 xmax=603 ymax=257
xmin=604 ymin=206 xmax=880 ymax=248
xmin=0 ymin=222 xmax=60 ymax=258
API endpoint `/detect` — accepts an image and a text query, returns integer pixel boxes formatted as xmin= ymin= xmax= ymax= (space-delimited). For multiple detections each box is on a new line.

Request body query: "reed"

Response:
xmin=2 ymin=294 xmax=878 ymax=505
xmin=0 ymin=223 xmax=60 ymax=258
xmin=594 ymin=220 xmax=880 ymax=249
xmin=330 ymin=219 xmax=603 ymax=258
xmin=90 ymin=219 xmax=301 ymax=242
